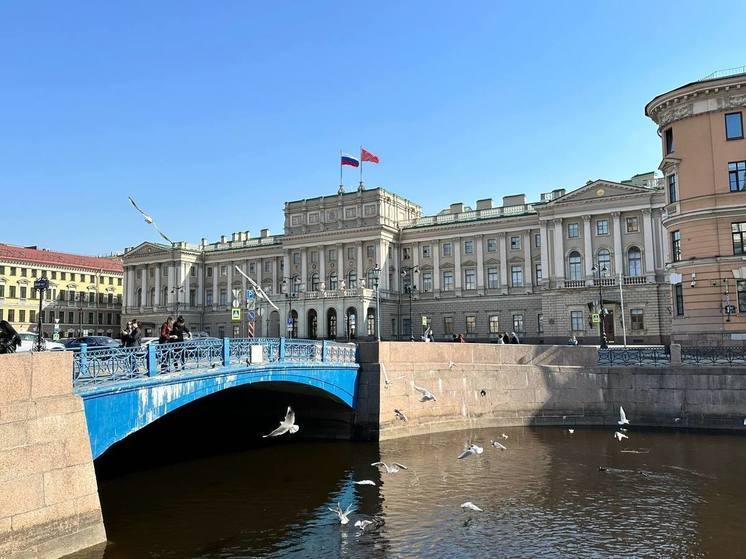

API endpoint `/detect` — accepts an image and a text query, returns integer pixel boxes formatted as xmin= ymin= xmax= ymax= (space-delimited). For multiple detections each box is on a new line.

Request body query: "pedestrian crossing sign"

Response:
xmin=591 ymin=313 xmax=600 ymax=324
xmin=231 ymin=308 xmax=241 ymax=321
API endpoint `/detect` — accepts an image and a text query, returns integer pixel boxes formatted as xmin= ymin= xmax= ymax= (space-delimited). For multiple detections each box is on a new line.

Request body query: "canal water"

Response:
xmin=76 ymin=427 xmax=746 ymax=559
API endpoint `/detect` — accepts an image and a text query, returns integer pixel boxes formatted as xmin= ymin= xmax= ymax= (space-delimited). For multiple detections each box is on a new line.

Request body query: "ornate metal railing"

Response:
xmin=598 ymin=346 xmax=670 ymax=367
xmin=681 ymin=346 xmax=746 ymax=366
xmin=73 ymin=337 xmax=357 ymax=388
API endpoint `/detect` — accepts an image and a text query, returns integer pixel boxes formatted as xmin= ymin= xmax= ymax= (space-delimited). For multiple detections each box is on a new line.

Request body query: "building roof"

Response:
xmin=0 ymin=244 xmax=123 ymax=273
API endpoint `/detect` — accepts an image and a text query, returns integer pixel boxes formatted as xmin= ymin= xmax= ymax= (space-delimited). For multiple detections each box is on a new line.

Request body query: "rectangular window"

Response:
xmin=737 ymin=280 xmax=746 ymax=313
xmin=21 ymin=268 xmax=27 ymax=277
xmin=596 ymin=219 xmax=609 ymax=235
xmin=570 ymin=310 xmax=584 ymax=331
xmin=626 ymin=216 xmax=639 ymax=232
xmin=464 ymin=240 xmax=474 ymax=255
xmin=464 ymin=268 xmax=476 ymax=290
xmin=0 ymin=285 xmax=4 ymax=297
xmin=671 ymin=230 xmax=682 ymax=262
xmin=206 ymin=290 xmax=213 ymax=305
xmin=511 ymin=265 xmax=523 ymax=287
xmin=512 ymin=313 xmax=524 ymax=333
xmin=665 ymin=127 xmax=674 ymax=154
xmin=422 ymin=245 xmax=432 ymax=258
xmin=487 ymin=238 xmax=497 ymax=252
xmin=443 ymin=316 xmax=453 ymax=335
xmin=264 ymin=260 xmax=272 ymax=273
xmin=733 ymin=222 xmax=746 ymax=255
xmin=9 ymin=286 xmax=16 ymax=298
xmin=249 ymin=262 xmax=256 ymax=274
xmin=219 ymin=289 xmax=227 ymax=305
xmin=10 ymin=267 xmax=16 ymax=276
xmin=487 ymin=267 xmax=498 ymax=289
xmin=87 ymin=312 xmax=93 ymax=324
xmin=30 ymin=310 xmax=36 ymax=323
xmin=402 ymin=247 xmax=411 ymax=260
xmin=630 ymin=309 xmax=644 ymax=330
xmin=465 ymin=315 xmax=476 ymax=334
xmin=107 ymin=312 xmax=113 ymax=325
xmin=510 ymin=236 xmax=521 ymax=250
xmin=20 ymin=287 xmax=27 ymax=299
xmin=0 ymin=265 xmax=4 ymax=274
xmin=109 ymin=276 xmax=114 ymax=284
xmin=51 ymin=271 xmax=57 ymax=280
xmin=189 ymin=289 xmax=196 ymax=306
xmin=344 ymin=206 xmax=357 ymax=219
xmin=725 ymin=112 xmax=744 ymax=140
xmin=667 ymin=174 xmax=678 ymax=203
xmin=442 ymin=271 xmax=454 ymax=291
xmin=489 ymin=315 xmax=500 ymax=334
xmin=535 ymin=263 xmax=543 ymax=283
xmin=537 ymin=313 xmax=544 ymax=334
xmin=19 ymin=310 xmax=25 ymax=323
xmin=729 ymin=161 xmax=746 ymax=192
xmin=534 ymin=233 xmax=541 ymax=248
xmin=308 ymin=212 xmax=319 ymax=224
xmin=416 ymin=271 xmax=430 ymax=292
xmin=442 ymin=243 xmax=452 ymax=257
xmin=68 ymin=312 xmax=74 ymax=323
xmin=346 ymin=247 xmax=355 ymax=260
xmin=366 ymin=245 xmax=375 ymax=258
xmin=293 ymin=253 xmax=301 ymax=265
xmin=328 ymin=249 xmax=337 ymax=262
xmin=310 ymin=250 xmax=319 ymax=263
xmin=567 ymin=223 xmax=579 ymax=238
xmin=674 ymin=283 xmax=684 ymax=316
xmin=207 ymin=267 xmax=213 ymax=277
xmin=8 ymin=309 xmax=15 ymax=322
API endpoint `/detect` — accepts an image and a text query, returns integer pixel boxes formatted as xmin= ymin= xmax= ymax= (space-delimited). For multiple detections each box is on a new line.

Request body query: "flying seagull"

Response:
xmin=490 ymin=440 xmax=507 ymax=450
xmin=262 ymin=406 xmax=299 ymax=437
xmin=413 ymin=384 xmax=437 ymax=402
xmin=458 ymin=444 xmax=484 ymax=459
xmin=371 ymin=461 xmax=408 ymax=474
xmin=127 ymin=196 xmax=173 ymax=244
xmin=394 ymin=409 xmax=408 ymax=422
xmin=329 ymin=503 xmax=355 ymax=525
xmin=618 ymin=406 xmax=630 ymax=426
xmin=448 ymin=361 xmax=456 ymax=370
xmin=460 ymin=502 xmax=483 ymax=512
xmin=354 ymin=519 xmax=374 ymax=531
xmin=354 ymin=480 xmax=377 ymax=486
xmin=614 ymin=431 xmax=628 ymax=442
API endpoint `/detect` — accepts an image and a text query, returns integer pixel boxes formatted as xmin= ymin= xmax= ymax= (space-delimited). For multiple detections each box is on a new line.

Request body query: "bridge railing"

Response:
xmin=73 ymin=337 xmax=357 ymax=387
xmin=597 ymin=346 xmax=670 ymax=367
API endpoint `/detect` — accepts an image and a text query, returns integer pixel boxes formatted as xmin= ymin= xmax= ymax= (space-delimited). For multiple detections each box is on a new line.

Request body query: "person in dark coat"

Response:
xmin=129 ymin=319 xmax=143 ymax=347
xmin=171 ymin=316 xmax=190 ymax=342
xmin=510 ymin=331 xmax=520 ymax=344
xmin=0 ymin=320 xmax=21 ymax=354
xmin=159 ymin=317 xmax=175 ymax=343
xmin=502 ymin=332 xmax=510 ymax=344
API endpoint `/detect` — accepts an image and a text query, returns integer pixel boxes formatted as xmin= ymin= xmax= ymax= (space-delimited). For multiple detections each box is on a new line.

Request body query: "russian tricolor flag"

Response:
xmin=341 ymin=154 xmax=360 ymax=167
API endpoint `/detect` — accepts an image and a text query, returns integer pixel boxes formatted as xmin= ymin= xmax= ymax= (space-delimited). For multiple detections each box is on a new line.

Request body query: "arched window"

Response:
xmin=346 ymin=307 xmax=357 ymax=339
xmin=568 ymin=251 xmax=582 ymax=281
xmin=327 ymin=308 xmax=337 ymax=340
xmin=307 ymin=309 xmax=318 ymax=339
xmin=348 ymin=271 xmax=358 ymax=289
xmin=137 ymin=288 xmax=143 ymax=306
xmin=311 ymin=273 xmax=320 ymax=291
xmin=628 ymin=247 xmax=642 ymax=276
xmin=329 ymin=272 xmax=338 ymax=290
xmin=367 ymin=308 xmax=376 ymax=336
xmin=149 ymin=288 xmax=155 ymax=306
xmin=597 ymin=249 xmax=611 ymax=273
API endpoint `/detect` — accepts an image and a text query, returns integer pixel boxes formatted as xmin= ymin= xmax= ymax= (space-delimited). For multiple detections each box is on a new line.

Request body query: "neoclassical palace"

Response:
xmin=122 ymin=171 xmax=671 ymax=345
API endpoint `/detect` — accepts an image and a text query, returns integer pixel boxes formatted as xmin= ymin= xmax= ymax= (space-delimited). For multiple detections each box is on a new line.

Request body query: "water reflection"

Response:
xmin=75 ymin=428 xmax=746 ymax=558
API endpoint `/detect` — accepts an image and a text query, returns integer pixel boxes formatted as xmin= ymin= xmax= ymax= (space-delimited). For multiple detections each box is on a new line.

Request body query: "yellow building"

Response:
xmin=0 ymin=243 xmax=123 ymax=339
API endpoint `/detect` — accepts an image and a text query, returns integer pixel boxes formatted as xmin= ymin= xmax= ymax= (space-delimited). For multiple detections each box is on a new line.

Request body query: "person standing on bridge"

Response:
xmin=159 ymin=317 xmax=175 ymax=344
xmin=129 ymin=319 xmax=142 ymax=347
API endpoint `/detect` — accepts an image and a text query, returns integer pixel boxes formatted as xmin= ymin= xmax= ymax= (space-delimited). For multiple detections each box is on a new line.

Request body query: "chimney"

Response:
xmin=201 ymin=238 xmax=207 ymax=247
xmin=260 ymin=228 xmax=270 ymax=238
xmin=476 ymin=198 xmax=493 ymax=210
xmin=244 ymin=230 xmax=251 ymax=240
xmin=232 ymin=232 xmax=239 ymax=242
xmin=449 ymin=202 xmax=464 ymax=214
xmin=220 ymin=235 xmax=226 ymax=244
xmin=502 ymin=194 xmax=526 ymax=207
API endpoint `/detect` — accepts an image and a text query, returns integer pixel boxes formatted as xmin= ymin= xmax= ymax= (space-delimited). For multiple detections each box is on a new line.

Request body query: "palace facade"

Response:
xmin=122 ymin=172 xmax=670 ymax=345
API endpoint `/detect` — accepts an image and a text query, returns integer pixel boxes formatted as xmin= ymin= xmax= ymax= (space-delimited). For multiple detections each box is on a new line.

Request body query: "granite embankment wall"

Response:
xmin=354 ymin=342 xmax=746 ymax=440
xmin=0 ymin=352 xmax=106 ymax=559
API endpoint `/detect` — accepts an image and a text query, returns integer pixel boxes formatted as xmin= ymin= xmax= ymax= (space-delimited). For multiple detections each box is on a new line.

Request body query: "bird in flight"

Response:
xmin=460 ymin=502 xmax=483 ymax=512
xmin=614 ymin=431 xmax=628 ymax=442
xmin=413 ymin=384 xmax=437 ymax=402
xmin=262 ymin=406 xmax=299 ymax=437
xmin=354 ymin=480 xmax=377 ymax=486
xmin=329 ymin=503 xmax=355 ymax=525
xmin=458 ymin=444 xmax=484 ymax=459
xmin=490 ymin=440 xmax=507 ymax=450
xmin=618 ymin=406 xmax=630 ymax=426
xmin=354 ymin=519 xmax=374 ymax=531
xmin=371 ymin=461 xmax=408 ymax=474
xmin=127 ymin=196 xmax=173 ymax=244
xmin=394 ymin=409 xmax=408 ymax=422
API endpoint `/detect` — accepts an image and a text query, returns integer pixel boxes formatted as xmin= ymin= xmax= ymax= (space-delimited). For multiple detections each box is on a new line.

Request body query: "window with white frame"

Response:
xmin=290 ymin=214 xmax=303 ymax=226
xmin=367 ymin=245 xmax=375 ymax=258
xmin=422 ymin=245 xmax=432 ymax=258
xmin=422 ymin=271 xmax=433 ymax=292
xmin=534 ymin=263 xmax=542 ymax=283
xmin=511 ymin=265 xmax=523 ymax=286
xmin=487 ymin=267 xmax=498 ymax=289
xmin=465 ymin=315 xmax=476 ymax=334
xmin=464 ymin=240 xmax=474 ymax=255
xmin=631 ymin=309 xmax=644 ymax=330
xmin=292 ymin=253 xmax=300 ymax=265
xmin=537 ymin=313 xmax=544 ymax=333
xmin=443 ymin=316 xmax=454 ymax=335
xmin=402 ymin=247 xmax=411 ymax=260
xmin=512 ymin=313 xmax=524 ymax=333
xmin=344 ymin=207 xmax=357 ymax=219
xmin=442 ymin=243 xmax=452 ymax=257
xmin=596 ymin=219 xmax=609 ymax=235
xmin=464 ymin=268 xmax=476 ymax=290
xmin=510 ymin=236 xmax=521 ymax=250
xmin=264 ymin=260 xmax=272 ymax=273
xmin=347 ymin=247 xmax=355 ymax=260
xmin=598 ymin=249 xmax=611 ymax=272
xmin=627 ymin=247 xmax=642 ymax=276
xmin=308 ymin=212 xmax=319 ymax=224
xmin=328 ymin=249 xmax=337 ymax=262
xmin=489 ymin=315 xmax=499 ymax=334
xmin=442 ymin=271 xmax=454 ymax=291
xmin=568 ymin=251 xmax=582 ymax=281
xmin=329 ymin=273 xmax=338 ymax=290
xmin=534 ymin=233 xmax=541 ymax=247
xmin=567 ymin=223 xmax=579 ymax=238
xmin=570 ymin=311 xmax=583 ymax=331
xmin=310 ymin=251 xmax=319 ymax=263
xmin=487 ymin=238 xmax=497 ymax=252
xmin=626 ymin=216 xmax=639 ymax=232
xmin=363 ymin=204 xmax=377 ymax=216
xmin=348 ymin=271 xmax=357 ymax=288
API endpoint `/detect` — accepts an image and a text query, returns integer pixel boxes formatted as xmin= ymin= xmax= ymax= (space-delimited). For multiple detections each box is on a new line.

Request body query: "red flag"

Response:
xmin=361 ymin=148 xmax=380 ymax=164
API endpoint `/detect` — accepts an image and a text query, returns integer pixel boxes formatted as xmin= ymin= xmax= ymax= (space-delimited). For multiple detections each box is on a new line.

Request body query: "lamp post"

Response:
xmin=33 ymin=277 xmax=49 ymax=352
xmin=372 ymin=266 xmax=381 ymax=341
xmin=170 ymin=286 xmax=185 ymax=316
xmin=401 ymin=265 xmax=419 ymax=341
xmin=591 ymin=264 xmax=609 ymax=349
xmin=282 ymin=275 xmax=301 ymax=338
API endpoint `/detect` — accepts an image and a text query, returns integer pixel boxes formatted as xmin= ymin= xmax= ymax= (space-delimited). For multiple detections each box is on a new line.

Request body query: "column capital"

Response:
xmin=642 ymin=208 xmax=652 ymax=215
xmin=552 ymin=218 xmax=563 ymax=226
xmin=582 ymin=214 xmax=592 ymax=222
xmin=611 ymin=211 xmax=621 ymax=218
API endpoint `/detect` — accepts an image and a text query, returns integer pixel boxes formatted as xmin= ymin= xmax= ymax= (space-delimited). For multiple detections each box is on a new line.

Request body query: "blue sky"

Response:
xmin=2 ymin=1 xmax=744 ymax=255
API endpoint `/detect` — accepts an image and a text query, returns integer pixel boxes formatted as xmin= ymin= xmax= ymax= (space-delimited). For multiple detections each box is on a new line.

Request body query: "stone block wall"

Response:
xmin=0 ymin=352 xmax=106 ymax=559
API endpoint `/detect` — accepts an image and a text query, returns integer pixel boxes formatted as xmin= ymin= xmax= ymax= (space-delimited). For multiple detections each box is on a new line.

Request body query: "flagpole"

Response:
xmin=359 ymin=145 xmax=364 ymax=189
xmin=339 ymin=150 xmax=343 ymax=193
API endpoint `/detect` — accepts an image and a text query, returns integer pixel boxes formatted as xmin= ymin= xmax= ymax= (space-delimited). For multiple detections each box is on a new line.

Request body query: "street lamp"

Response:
xmin=33 ymin=277 xmax=49 ymax=351
xmin=372 ymin=266 xmax=381 ymax=341
xmin=170 ymin=286 xmax=185 ymax=315
xmin=282 ymin=275 xmax=301 ymax=338
xmin=401 ymin=265 xmax=419 ymax=341
xmin=591 ymin=263 xmax=609 ymax=349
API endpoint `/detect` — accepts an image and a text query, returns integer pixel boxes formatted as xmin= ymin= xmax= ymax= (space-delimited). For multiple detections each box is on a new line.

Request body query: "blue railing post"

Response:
xmin=147 ymin=344 xmax=158 ymax=376
xmin=80 ymin=343 xmax=88 ymax=376
xmin=222 ymin=337 xmax=230 ymax=366
xmin=279 ymin=337 xmax=286 ymax=361
xmin=322 ymin=340 xmax=328 ymax=362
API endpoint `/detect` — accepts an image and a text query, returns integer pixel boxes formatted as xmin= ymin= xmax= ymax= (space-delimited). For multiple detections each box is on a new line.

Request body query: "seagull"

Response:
xmin=618 ymin=406 xmax=630 ymax=426
xmin=674 ymin=417 xmax=681 ymax=423
xmin=127 ymin=196 xmax=173 ymax=244
xmin=490 ymin=440 xmax=507 ymax=450
xmin=448 ymin=361 xmax=456 ymax=370
xmin=458 ymin=444 xmax=484 ymax=459
xmin=262 ymin=406 xmax=299 ymax=437
xmin=394 ymin=409 xmax=408 ymax=422
xmin=568 ymin=429 xmax=575 ymax=434
xmin=354 ymin=480 xmax=377 ymax=486
xmin=614 ymin=431 xmax=628 ymax=442
xmin=743 ymin=418 xmax=746 ymax=426
xmin=354 ymin=519 xmax=374 ymax=531
xmin=460 ymin=502 xmax=483 ymax=512
xmin=329 ymin=503 xmax=355 ymax=525
xmin=501 ymin=433 xmax=509 ymax=439
xmin=371 ymin=461 xmax=408 ymax=474
xmin=413 ymin=384 xmax=437 ymax=402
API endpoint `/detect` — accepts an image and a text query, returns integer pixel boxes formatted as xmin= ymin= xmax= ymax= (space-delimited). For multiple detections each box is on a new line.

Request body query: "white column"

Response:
xmin=476 ymin=235 xmax=484 ymax=290
xmin=378 ymin=240 xmax=387 ymax=291
xmin=412 ymin=242 xmax=420 ymax=289
xmin=127 ymin=267 xmax=135 ymax=308
xmin=523 ymin=231 xmax=532 ymax=288
xmin=226 ymin=262 xmax=233 ymax=304
xmin=241 ymin=261 xmax=247 ymax=294
xmin=154 ymin=264 xmax=161 ymax=306
xmin=553 ymin=219 xmax=565 ymax=280
xmin=318 ymin=249 xmax=325 ymax=287
xmin=256 ymin=258 xmax=262 ymax=285
xmin=391 ymin=241 xmax=398 ymax=292
xmin=433 ymin=242 xmax=440 ymax=291
xmin=454 ymin=238 xmax=462 ymax=290
xmin=184 ymin=263 xmax=191 ymax=308
xmin=612 ymin=212 xmax=623 ymax=275
xmin=357 ymin=242 xmax=364 ymax=285
xmin=301 ymin=249 xmax=308 ymax=288
xmin=498 ymin=233 xmax=508 ymax=288
xmin=211 ymin=263 xmax=218 ymax=309
xmin=337 ymin=245 xmax=344 ymax=286
xmin=539 ymin=221 xmax=549 ymax=286
xmin=583 ymin=215 xmax=593 ymax=281
xmin=642 ymin=209 xmax=655 ymax=279
xmin=196 ymin=264 xmax=203 ymax=305
xmin=167 ymin=264 xmax=175 ymax=305
xmin=283 ymin=253 xmax=290 ymax=285
xmin=140 ymin=266 xmax=147 ymax=307
xmin=271 ymin=258 xmax=278 ymax=294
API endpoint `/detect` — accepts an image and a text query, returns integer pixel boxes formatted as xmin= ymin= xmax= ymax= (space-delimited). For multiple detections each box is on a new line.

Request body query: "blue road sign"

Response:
xmin=246 ymin=289 xmax=256 ymax=300
xmin=246 ymin=310 xmax=256 ymax=321
xmin=287 ymin=317 xmax=293 ymax=327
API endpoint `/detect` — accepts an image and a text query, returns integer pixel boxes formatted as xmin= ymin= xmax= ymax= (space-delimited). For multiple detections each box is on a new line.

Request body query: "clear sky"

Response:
xmin=2 ymin=1 xmax=745 ymax=255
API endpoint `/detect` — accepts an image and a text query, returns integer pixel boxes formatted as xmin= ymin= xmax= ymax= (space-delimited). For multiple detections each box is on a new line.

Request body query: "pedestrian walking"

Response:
xmin=502 ymin=332 xmax=510 ymax=344
xmin=510 ymin=331 xmax=520 ymax=344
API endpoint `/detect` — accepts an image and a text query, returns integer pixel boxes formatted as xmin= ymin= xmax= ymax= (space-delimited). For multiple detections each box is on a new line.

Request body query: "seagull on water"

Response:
xmin=354 ymin=519 xmax=374 ymax=531
xmin=618 ymin=406 xmax=630 ymax=426
xmin=413 ymin=384 xmax=437 ymax=402
xmin=127 ymin=196 xmax=174 ymax=244
xmin=371 ymin=461 xmax=408 ymax=474
xmin=614 ymin=431 xmax=628 ymax=442
xmin=501 ymin=433 xmax=509 ymax=439
xmin=674 ymin=417 xmax=681 ymax=423
xmin=329 ymin=503 xmax=355 ymax=525
xmin=354 ymin=480 xmax=377 ymax=486
xmin=458 ymin=444 xmax=484 ymax=459
xmin=262 ymin=406 xmax=299 ymax=438
xmin=568 ymin=429 xmax=575 ymax=434
xmin=490 ymin=440 xmax=507 ymax=450
xmin=448 ymin=361 xmax=456 ymax=370
xmin=394 ymin=409 xmax=408 ymax=422
xmin=460 ymin=502 xmax=483 ymax=512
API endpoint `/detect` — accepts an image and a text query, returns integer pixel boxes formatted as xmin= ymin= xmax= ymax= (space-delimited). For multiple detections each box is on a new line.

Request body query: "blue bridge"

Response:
xmin=73 ymin=338 xmax=359 ymax=459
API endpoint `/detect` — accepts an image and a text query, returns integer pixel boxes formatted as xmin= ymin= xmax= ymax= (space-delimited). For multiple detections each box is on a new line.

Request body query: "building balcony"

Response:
xmin=562 ymin=280 xmax=586 ymax=288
